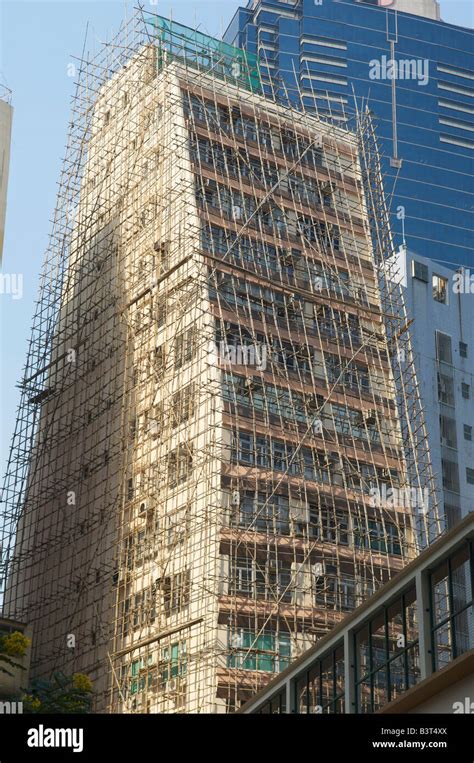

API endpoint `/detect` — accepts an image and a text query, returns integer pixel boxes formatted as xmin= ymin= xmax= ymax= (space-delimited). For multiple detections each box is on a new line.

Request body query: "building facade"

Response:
xmin=393 ymin=247 xmax=474 ymax=527
xmin=1 ymin=13 xmax=437 ymax=714
xmin=224 ymin=0 xmax=474 ymax=270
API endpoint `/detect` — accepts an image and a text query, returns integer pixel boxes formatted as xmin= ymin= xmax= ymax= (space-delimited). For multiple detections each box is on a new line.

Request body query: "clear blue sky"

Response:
xmin=0 ymin=0 xmax=472 ymax=475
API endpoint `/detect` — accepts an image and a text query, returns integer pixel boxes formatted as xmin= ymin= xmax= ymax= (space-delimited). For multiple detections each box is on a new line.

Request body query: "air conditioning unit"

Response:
xmin=149 ymin=419 xmax=161 ymax=438
xmin=312 ymin=418 xmax=323 ymax=435
xmin=312 ymin=561 xmax=324 ymax=577
xmin=117 ymin=567 xmax=130 ymax=584
xmin=291 ymin=561 xmax=313 ymax=601
xmin=166 ymin=678 xmax=179 ymax=693
xmin=290 ymin=500 xmax=309 ymax=524
xmin=411 ymin=260 xmax=429 ymax=283
xmin=139 ymin=499 xmax=154 ymax=516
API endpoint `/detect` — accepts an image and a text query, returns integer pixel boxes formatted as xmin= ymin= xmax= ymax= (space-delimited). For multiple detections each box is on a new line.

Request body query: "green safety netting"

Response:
xmin=146 ymin=15 xmax=262 ymax=94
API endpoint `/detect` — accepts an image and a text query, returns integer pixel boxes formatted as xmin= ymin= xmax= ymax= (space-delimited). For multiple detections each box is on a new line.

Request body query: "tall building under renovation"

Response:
xmin=0 ymin=11 xmax=439 ymax=713
xmin=224 ymin=0 xmax=474 ymax=270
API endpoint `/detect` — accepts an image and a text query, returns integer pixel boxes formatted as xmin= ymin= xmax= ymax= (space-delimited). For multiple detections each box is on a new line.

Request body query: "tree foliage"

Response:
xmin=0 ymin=630 xmax=30 ymax=678
xmin=23 ymin=672 xmax=93 ymax=714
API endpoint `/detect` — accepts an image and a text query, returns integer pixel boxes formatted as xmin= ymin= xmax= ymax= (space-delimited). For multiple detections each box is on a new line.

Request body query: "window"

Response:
xmin=295 ymin=644 xmax=345 ymax=714
xmin=167 ymin=444 xmax=193 ymax=488
xmin=235 ymin=491 xmax=290 ymax=536
xmin=436 ymin=332 xmax=452 ymax=364
xmin=430 ymin=543 xmax=473 ymax=670
xmin=464 ymin=424 xmax=472 ymax=441
xmin=439 ymin=415 xmax=457 ymax=449
xmin=432 ymin=274 xmax=448 ymax=303
xmin=257 ymin=689 xmax=287 ymax=715
xmin=353 ymin=518 xmax=402 ymax=556
xmin=235 ymin=431 xmax=253 ymax=464
xmin=438 ymin=372 xmax=455 ymax=406
xmin=462 ymin=383 xmax=470 ymax=400
xmin=155 ymin=296 xmax=167 ymax=328
xmin=317 ymin=508 xmax=349 ymax=546
xmin=174 ymin=327 xmax=197 ymax=369
xmin=316 ymin=570 xmax=357 ymax=611
xmin=355 ymin=587 xmax=419 ymax=712
xmin=160 ymin=640 xmax=187 ymax=685
xmin=121 ymin=597 xmax=131 ymax=636
xmin=459 ymin=341 xmax=468 ymax=358
xmin=160 ymin=570 xmax=190 ymax=616
xmin=227 ymin=629 xmax=291 ymax=673
xmin=151 ymin=345 xmax=166 ymax=379
xmin=171 ymin=384 xmax=195 ymax=427
xmin=445 ymin=503 xmax=462 ymax=529
xmin=129 ymin=656 xmax=151 ymax=696
xmin=166 ymin=504 xmax=190 ymax=547
xmin=325 ymin=353 xmax=370 ymax=394
xmin=128 ymin=584 xmax=157 ymax=630
xmin=230 ymin=557 xmax=254 ymax=596
xmin=442 ymin=459 xmax=460 ymax=493
xmin=341 ymin=576 xmax=357 ymax=611
xmin=272 ymin=441 xmax=288 ymax=471
xmin=467 ymin=468 xmax=474 ymax=485
xmin=256 ymin=557 xmax=292 ymax=603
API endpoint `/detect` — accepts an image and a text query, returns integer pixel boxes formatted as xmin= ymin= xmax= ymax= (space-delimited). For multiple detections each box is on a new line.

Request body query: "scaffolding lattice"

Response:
xmin=0 ymin=7 xmax=442 ymax=714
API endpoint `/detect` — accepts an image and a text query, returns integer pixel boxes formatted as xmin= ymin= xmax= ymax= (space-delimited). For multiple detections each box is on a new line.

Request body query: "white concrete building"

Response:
xmin=394 ymin=246 xmax=474 ymax=526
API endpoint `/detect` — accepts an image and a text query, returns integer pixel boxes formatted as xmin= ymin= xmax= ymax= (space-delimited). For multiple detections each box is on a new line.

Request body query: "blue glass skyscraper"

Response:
xmin=224 ymin=0 xmax=474 ymax=268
